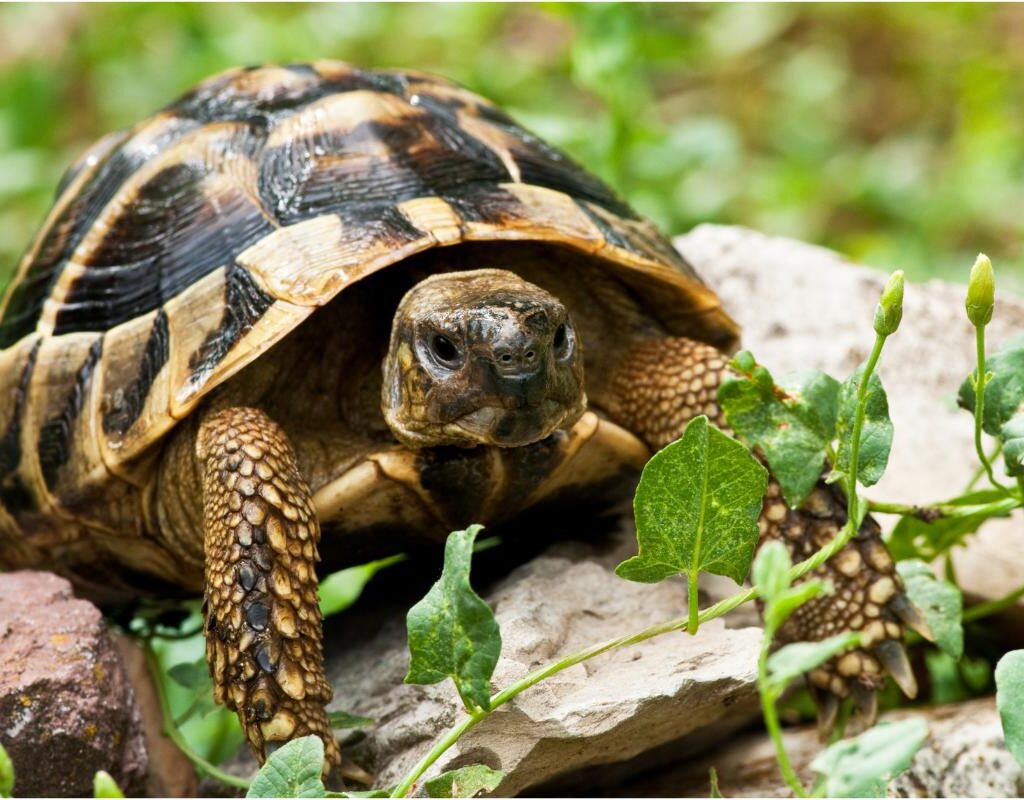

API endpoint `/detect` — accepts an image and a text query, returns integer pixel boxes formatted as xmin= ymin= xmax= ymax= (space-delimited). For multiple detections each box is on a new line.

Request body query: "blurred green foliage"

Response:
xmin=1 ymin=3 xmax=1022 ymax=294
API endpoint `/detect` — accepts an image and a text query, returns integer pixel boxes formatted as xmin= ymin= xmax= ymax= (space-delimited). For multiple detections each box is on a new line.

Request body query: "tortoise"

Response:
xmin=0 ymin=61 xmax=926 ymax=770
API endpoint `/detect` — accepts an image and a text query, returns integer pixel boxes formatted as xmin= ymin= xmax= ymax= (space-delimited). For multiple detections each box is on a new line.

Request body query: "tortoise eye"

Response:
xmin=431 ymin=334 xmax=460 ymax=365
xmin=552 ymin=323 xmax=570 ymax=358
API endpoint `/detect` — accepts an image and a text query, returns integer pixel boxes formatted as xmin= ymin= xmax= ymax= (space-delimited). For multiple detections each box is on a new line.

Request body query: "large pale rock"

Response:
xmin=623 ymin=697 xmax=1021 ymax=797
xmin=326 ymin=539 xmax=761 ymax=795
xmin=0 ymin=571 xmax=148 ymax=797
xmin=677 ymin=224 xmax=1024 ymax=625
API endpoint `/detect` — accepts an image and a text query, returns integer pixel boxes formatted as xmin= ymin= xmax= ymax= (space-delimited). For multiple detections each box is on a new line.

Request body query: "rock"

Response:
xmin=619 ymin=697 xmax=1022 ymax=797
xmin=324 ymin=538 xmax=762 ymax=795
xmin=677 ymin=224 xmax=1024 ymax=628
xmin=0 ymin=571 xmax=148 ymax=797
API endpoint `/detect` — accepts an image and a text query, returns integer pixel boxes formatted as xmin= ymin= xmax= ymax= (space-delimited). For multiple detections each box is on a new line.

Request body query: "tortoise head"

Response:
xmin=382 ymin=269 xmax=586 ymax=448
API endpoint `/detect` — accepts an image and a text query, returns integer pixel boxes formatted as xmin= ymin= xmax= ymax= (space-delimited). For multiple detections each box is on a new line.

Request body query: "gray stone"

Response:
xmin=0 ymin=571 xmax=148 ymax=797
xmin=327 ymin=539 xmax=762 ymax=795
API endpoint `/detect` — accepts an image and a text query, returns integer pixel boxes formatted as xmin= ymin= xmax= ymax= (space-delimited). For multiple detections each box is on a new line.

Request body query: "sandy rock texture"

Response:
xmin=677 ymin=224 xmax=1024 ymax=624
xmin=0 ymin=571 xmax=148 ymax=797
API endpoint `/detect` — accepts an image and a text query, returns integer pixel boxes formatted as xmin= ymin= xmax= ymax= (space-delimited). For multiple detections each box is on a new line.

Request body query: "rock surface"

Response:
xmin=619 ymin=697 xmax=1021 ymax=797
xmin=0 ymin=571 xmax=148 ymax=797
xmin=322 ymin=539 xmax=762 ymax=796
xmin=678 ymin=224 xmax=1024 ymax=626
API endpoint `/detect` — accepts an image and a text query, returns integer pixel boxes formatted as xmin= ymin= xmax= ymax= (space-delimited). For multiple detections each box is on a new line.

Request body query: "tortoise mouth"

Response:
xmin=447 ymin=398 xmax=586 ymax=448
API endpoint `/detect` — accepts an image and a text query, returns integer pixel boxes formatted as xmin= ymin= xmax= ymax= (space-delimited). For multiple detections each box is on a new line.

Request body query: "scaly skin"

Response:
xmin=197 ymin=406 xmax=340 ymax=769
xmin=606 ymin=336 xmax=919 ymax=728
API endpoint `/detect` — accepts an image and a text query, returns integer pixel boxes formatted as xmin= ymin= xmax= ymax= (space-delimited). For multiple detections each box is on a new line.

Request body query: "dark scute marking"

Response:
xmin=336 ymin=202 xmax=425 ymax=248
xmin=443 ymin=184 xmax=524 ymax=225
xmin=245 ymin=601 xmax=269 ymax=631
xmin=259 ymin=114 xmax=511 ymax=225
xmin=464 ymin=102 xmax=637 ymax=219
xmin=0 ymin=118 xmax=200 ymax=348
xmin=54 ymin=163 xmax=274 ymax=334
xmin=0 ymin=339 xmax=41 ymax=478
xmin=170 ymin=65 xmax=408 ymax=126
xmin=574 ymin=199 xmax=631 ymax=249
xmin=187 ymin=264 xmax=274 ymax=388
xmin=575 ymin=199 xmax=689 ymax=271
xmin=38 ymin=337 xmax=103 ymax=490
xmin=0 ymin=477 xmax=35 ymax=515
xmin=102 ymin=309 xmax=170 ymax=437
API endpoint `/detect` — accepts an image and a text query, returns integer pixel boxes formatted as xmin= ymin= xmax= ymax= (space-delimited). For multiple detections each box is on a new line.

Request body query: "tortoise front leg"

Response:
xmin=605 ymin=336 xmax=922 ymax=728
xmin=197 ymin=406 xmax=340 ymax=768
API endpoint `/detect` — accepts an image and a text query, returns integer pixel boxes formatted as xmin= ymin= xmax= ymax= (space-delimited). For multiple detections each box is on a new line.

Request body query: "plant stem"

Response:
xmin=142 ymin=640 xmax=251 ymax=790
xmin=965 ymin=442 xmax=1002 ymax=491
xmin=688 ymin=568 xmax=699 ymax=635
xmin=962 ymin=582 xmax=1024 ymax=623
xmin=866 ymin=496 xmax=1018 ymax=519
xmin=758 ymin=643 xmax=807 ymax=798
xmin=845 ymin=333 xmax=885 ymax=524
xmin=973 ymin=326 xmax=1009 ymax=492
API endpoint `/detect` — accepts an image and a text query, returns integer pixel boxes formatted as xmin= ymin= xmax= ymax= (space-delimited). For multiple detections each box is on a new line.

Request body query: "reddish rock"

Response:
xmin=0 ymin=571 xmax=148 ymax=797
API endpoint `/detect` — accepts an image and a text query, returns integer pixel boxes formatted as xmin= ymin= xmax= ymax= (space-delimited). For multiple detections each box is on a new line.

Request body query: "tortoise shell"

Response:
xmin=0 ymin=61 xmax=737 ymax=530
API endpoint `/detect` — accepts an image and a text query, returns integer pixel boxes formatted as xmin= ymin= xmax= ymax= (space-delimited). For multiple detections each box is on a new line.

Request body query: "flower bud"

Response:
xmin=966 ymin=254 xmax=995 ymax=327
xmin=873 ymin=270 xmax=905 ymax=337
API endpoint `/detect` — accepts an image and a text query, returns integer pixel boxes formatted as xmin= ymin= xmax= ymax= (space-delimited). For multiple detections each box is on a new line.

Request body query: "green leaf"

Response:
xmin=168 ymin=659 xmax=211 ymax=690
xmin=719 ymin=355 xmax=839 ymax=506
xmin=93 ymin=771 xmax=124 ymax=799
xmin=752 ymin=540 xmax=792 ymax=605
xmin=764 ymin=579 xmax=830 ymax=636
xmin=0 ymin=742 xmax=13 ymax=798
xmin=896 ymin=560 xmax=963 ymax=659
xmin=405 ymin=525 xmax=501 ymax=714
xmin=995 ymin=650 xmax=1024 ymax=769
xmin=424 ymin=765 xmax=504 ymax=798
xmin=1001 ymin=413 xmax=1024 ymax=476
xmin=958 ymin=334 xmax=1024 ymax=436
xmin=810 ymin=718 xmax=928 ymax=797
xmin=328 ymin=710 xmax=375 ymax=729
xmin=616 ymin=416 xmax=768 ymax=585
xmin=320 ymin=555 xmax=405 ymax=618
xmin=247 ymin=736 xmax=325 ymax=798
xmin=835 ymin=364 xmax=893 ymax=488
xmin=766 ymin=631 xmax=861 ymax=691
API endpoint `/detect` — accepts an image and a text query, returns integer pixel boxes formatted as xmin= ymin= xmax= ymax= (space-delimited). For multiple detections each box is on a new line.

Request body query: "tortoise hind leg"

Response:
xmin=197 ymin=405 xmax=340 ymax=769
xmin=604 ymin=336 xmax=923 ymax=729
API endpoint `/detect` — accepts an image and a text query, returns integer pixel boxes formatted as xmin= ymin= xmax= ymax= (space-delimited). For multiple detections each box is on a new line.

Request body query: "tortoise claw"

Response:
xmin=851 ymin=682 xmax=879 ymax=727
xmin=875 ymin=639 xmax=917 ymax=698
xmin=814 ymin=689 xmax=841 ymax=738
xmin=891 ymin=594 xmax=934 ymax=641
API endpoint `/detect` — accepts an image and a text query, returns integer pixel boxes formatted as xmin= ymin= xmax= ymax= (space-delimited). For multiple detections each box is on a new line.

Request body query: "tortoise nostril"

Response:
xmin=500 ymin=353 xmax=513 ymax=363
xmin=525 ymin=350 xmax=536 ymax=361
